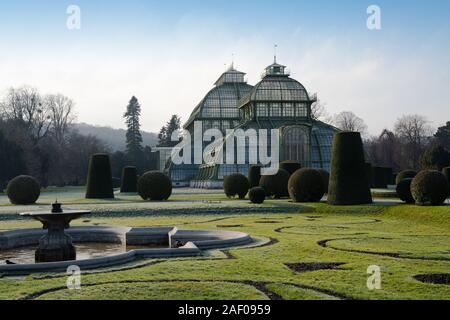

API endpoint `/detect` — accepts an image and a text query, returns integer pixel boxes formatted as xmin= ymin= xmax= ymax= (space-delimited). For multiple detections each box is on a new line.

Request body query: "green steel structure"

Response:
xmin=165 ymin=60 xmax=338 ymax=188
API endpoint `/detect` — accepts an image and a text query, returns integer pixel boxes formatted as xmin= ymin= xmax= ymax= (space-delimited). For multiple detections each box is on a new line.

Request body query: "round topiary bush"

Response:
xmin=280 ymin=161 xmax=302 ymax=176
xmin=6 ymin=175 xmax=41 ymax=205
xmin=259 ymin=169 xmax=290 ymax=198
xmin=120 ymin=166 xmax=138 ymax=193
xmin=327 ymin=132 xmax=372 ymax=205
xmin=223 ymin=173 xmax=250 ymax=199
xmin=316 ymin=169 xmax=330 ymax=194
xmin=248 ymin=187 xmax=266 ymax=204
xmin=288 ymin=168 xmax=325 ymax=203
xmin=411 ymin=170 xmax=449 ymax=206
xmin=395 ymin=170 xmax=417 ymax=185
xmin=396 ymin=178 xmax=414 ymax=204
xmin=248 ymin=165 xmax=262 ymax=188
xmin=138 ymin=171 xmax=172 ymax=201
xmin=85 ymin=154 xmax=114 ymax=199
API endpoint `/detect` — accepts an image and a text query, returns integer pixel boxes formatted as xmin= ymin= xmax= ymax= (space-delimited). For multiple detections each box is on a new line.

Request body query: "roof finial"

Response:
xmin=274 ymin=44 xmax=278 ymax=63
xmin=231 ymin=53 xmax=235 ymax=69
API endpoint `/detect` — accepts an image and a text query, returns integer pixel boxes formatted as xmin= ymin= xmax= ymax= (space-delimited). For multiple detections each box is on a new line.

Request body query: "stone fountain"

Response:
xmin=20 ymin=203 xmax=90 ymax=263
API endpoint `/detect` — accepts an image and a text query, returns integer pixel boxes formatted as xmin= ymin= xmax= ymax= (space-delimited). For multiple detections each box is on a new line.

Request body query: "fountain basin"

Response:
xmin=0 ymin=226 xmax=252 ymax=273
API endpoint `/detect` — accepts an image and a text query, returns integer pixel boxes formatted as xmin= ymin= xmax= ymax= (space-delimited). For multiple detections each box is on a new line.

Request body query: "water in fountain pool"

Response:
xmin=0 ymin=243 xmax=167 ymax=265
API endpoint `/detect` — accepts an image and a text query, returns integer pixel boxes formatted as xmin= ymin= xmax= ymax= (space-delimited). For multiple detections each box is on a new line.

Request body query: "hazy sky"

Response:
xmin=0 ymin=0 xmax=449 ymax=135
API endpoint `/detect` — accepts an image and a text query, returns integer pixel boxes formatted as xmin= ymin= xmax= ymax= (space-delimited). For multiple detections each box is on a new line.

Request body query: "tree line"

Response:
xmin=0 ymin=87 xmax=162 ymax=190
xmin=312 ymin=101 xmax=450 ymax=172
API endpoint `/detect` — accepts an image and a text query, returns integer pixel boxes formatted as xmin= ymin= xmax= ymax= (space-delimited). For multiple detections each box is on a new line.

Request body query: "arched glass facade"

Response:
xmin=166 ymin=61 xmax=338 ymax=187
xmin=282 ymin=126 xmax=310 ymax=165
xmin=311 ymin=124 xmax=335 ymax=170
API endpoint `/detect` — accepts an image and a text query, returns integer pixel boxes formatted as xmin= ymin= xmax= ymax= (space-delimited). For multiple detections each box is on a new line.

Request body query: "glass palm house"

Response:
xmin=164 ymin=59 xmax=338 ymax=188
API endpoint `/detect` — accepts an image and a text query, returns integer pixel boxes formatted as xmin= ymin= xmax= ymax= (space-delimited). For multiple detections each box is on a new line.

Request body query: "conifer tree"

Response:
xmin=124 ymin=96 xmax=143 ymax=165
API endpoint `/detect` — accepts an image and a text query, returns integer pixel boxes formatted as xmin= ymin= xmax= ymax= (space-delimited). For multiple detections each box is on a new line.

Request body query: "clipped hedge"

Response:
xmin=395 ymin=170 xmax=417 ymax=185
xmin=280 ymin=161 xmax=302 ymax=176
xmin=371 ymin=167 xmax=385 ymax=188
xmin=396 ymin=178 xmax=414 ymax=204
xmin=327 ymin=132 xmax=372 ymax=205
xmin=383 ymin=167 xmax=394 ymax=185
xmin=248 ymin=187 xmax=266 ymax=204
xmin=411 ymin=170 xmax=449 ymax=206
xmin=85 ymin=154 xmax=114 ymax=199
xmin=138 ymin=171 xmax=172 ymax=201
xmin=259 ymin=169 xmax=290 ymax=198
xmin=442 ymin=167 xmax=450 ymax=187
xmin=248 ymin=165 xmax=262 ymax=188
xmin=224 ymin=173 xmax=250 ymax=199
xmin=6 ymin=175 xmax=41 ymax=205
xmin=365 ymin=163 xmax=373 ymax=188
xmin=120 ymin=166 xmax=138 ymax=193
xmin=371 ymin=166 xmax=393 ymax=188
xmin=288 ymin=168 xmax=325 ymax=203
xmin=316 ymin=169 xmax=330 ymax=194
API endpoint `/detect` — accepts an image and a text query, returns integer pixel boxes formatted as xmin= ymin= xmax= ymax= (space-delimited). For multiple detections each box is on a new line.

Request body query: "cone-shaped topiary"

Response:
xmin=224 ymin=173 xmax=250 ymax=199
xmin=396 ymin=178 xmax=414 ymax=204
xmin=288 ymin=168 xmax=325 ymax=203
xmin=85 ymin=154 xmax=114 ymax=199
xmin=317 ymin=169 xmax=330 ymax=194
xmin=248 ymin=187 xmax=266 ymax=204
xmin=395 ymin=170 xmax=417 ymax=185
xmin=138 ymin=171 xmax=172 ymax=201
xmin=6 ymin=175 xmax=40 ymax=205
xmin=327 ymin=132 xmax=372 ymax=205
xmin=280 ymin=161 xmax=302 ymax=176
xmin=259 ymin=169 xmax=290 ymax=198
xmin=411 ymin=170 xmax=449 ymax=206
xmin=248 ymin=165 xmax=262 ymax=188
xmin=120 ymin=166 xmax=138 ymax=193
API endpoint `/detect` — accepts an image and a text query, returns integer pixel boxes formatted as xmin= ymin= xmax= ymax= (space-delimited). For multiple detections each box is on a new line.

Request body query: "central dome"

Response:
xmin=239 ymin=62 xmax=310 ymax=106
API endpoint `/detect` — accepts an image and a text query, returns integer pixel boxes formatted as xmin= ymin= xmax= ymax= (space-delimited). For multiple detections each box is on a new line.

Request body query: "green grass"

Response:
xmin=0 ymin=188 xmax=449 ymax=300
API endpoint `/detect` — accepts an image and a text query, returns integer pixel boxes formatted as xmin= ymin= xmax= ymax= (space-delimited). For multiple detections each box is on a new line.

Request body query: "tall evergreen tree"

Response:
xmin=157 ymin=114 xmax=181 ymax=147
xmin=124 ymin=96 xmax=143 ymax=165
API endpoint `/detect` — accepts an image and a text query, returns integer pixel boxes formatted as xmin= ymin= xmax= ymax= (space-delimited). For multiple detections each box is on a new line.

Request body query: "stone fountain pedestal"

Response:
xmin=20 ymin=204 xmax=90 ymax=263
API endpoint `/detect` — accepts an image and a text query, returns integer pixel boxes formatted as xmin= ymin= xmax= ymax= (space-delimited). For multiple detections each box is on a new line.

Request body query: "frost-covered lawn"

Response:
xmin=0 ymin=188 xmax=449 ymax=300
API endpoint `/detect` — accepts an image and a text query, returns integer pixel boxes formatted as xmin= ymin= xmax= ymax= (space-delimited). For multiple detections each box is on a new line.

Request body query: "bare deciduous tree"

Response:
xmin=1 ymin=86 xmax=52 ymax=143
xmin=45 ymin=94 xmax=76 ymax=143
xmin=311 ymin=99 xmax=333 ymax=123
xmin=333 ymin=111 xmax=368 ymax=134
xmin=394 ymin=114 xmax=433 ymax=169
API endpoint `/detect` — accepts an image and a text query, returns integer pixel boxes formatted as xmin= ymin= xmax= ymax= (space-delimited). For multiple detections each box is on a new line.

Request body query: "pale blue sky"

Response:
xmin=0 ymin=0 xmax=449 ymax=134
